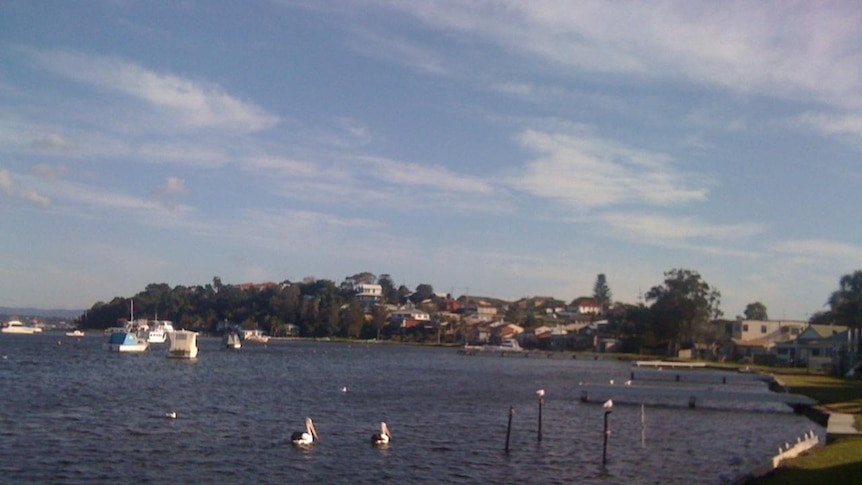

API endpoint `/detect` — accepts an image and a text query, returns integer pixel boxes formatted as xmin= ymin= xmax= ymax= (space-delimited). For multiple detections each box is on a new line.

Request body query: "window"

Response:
xmin=791 ymin=328 xmax=799 ymax=335
xmin=761 ymin=325 xmax=767 ymax=334
xmin=742 ymin=324 xmax=749 ymax=332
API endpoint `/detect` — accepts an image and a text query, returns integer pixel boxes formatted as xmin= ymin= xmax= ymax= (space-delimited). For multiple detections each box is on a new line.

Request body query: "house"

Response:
xmin=353 ymin=283 xmax=383 ymax=303
xmin=773 ymin=324 xmax=848 ymax=371
xmin=729 ymin=320 xmax=808 ymax=362
xmin=569 ymin=297 xmax=602 ymax=315
xmin=389 ymin=307 xmax=431 ymax=328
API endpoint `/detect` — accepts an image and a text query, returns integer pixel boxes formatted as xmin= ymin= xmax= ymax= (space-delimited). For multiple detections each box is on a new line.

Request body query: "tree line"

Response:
xmin=78 ymin=269 xmax=862 ymax=352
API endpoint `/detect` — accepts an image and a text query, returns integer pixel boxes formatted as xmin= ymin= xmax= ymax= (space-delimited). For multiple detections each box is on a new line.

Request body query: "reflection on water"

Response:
xmin=0 ymin=334 xmax=822 ymax=484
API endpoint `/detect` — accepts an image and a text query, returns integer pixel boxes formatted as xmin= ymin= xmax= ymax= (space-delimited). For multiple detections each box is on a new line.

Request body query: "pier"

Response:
xmin=577 ymin=383 xmax=817 ymax=409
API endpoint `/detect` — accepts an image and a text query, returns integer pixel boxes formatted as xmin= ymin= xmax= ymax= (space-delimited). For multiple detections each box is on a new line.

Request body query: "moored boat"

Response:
xmin=168 ymin=330 xmax=199 ymax=359
xmin=107 ymin=330 xmax=149 ymax=352
xmin=65 ymin=329 xmax=85 ymax=337
xmin=1 ymin=320 xmax=43 ymax=334
xmin=223 ymin=331 xmax=242 ymax=349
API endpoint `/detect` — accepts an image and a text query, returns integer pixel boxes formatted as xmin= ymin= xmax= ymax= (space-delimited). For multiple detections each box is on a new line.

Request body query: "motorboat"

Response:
xmin=65 ymin=329 xmax=85 ymax=337
xmin=243 ymin=329 xmax=269 ymax=344
xmin=147 ymin=319 xmax=175 ymax=344
xmin=107 ymin=330 xmax=149 ymax=352
xmin=168 ymin=330 xmax=198 ymax=359
xmin=1 ymin=320 xmax=43 ymax=334
xmin=478 ymin=338 xmax=524 ymax=352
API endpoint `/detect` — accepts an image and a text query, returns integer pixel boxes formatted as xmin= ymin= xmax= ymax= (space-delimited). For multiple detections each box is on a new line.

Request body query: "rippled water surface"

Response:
xmin=0 ymin=334 xmax=822 ymax=484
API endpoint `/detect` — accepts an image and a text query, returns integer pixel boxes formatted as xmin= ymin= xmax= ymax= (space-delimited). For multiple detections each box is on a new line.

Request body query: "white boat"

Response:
xmin=107 ymin=329 xmax=149 ymax=352
xmin=1 ymin=320 xmax=43 ymax=334
xmin=65 ymin=329 xmax=85 ymax=337
xmin=223 ymin=331 xmax=242 ymax=349
xmin=168 ymin=330 xmax=198 ymax=359
xmin=243 ymin=329 xmax=270 ymax=344
xmin=147 ymin=321 xmax=174 ymax=344
xmin=482 ymin=339 xmax=524 ymax=352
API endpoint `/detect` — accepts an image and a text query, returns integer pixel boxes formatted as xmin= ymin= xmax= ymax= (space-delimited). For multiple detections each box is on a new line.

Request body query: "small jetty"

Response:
xmin=578 ymin=382 xmax=817 ymax=408
xmin=634 ymin=360 xmax=706 ymax=369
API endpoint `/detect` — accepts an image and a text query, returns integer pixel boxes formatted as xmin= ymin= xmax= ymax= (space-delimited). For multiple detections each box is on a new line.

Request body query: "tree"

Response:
xmin=743 ymin=302 xmax=768 ymax=321
xmin=645 ymin=269 xmax=722 ymax=355
xmin=378 ymin=274 xmax=398 ymax=303
xmin=411 ymin=283 xmax=435 ymax=304
xmin=593 ymin=274 xmax=613 ymax=312
xmin=827 ymin=270 xmax=862 ymax=329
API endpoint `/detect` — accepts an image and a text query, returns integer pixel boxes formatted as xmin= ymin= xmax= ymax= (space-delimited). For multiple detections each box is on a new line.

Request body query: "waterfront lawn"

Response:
xmin=749 ymin=436 xmax=862 ymax=485
xmin=771 ymin=372 xmax=862 ymax=414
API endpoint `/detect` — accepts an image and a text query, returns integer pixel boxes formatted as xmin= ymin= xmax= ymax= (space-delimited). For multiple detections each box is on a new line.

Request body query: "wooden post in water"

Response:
xmin=505 ymin=406 xmax=514 ymax=453
xmin=602 ymin=399 xmax=613 ymax=465
xmin=640 ymin=404 xmax=646 ymax=448
xmin=536 ymin=389 xmax=545 ymax=442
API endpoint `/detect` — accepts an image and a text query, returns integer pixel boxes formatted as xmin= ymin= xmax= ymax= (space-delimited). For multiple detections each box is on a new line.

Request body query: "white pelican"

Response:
xmin=165 ymin=411 xmax=177 ymax=419
xmin=291 ymin=417 xmax=319 ymax=446
xmin=340 ymin=386 xmax=348 ymax=393
xmin=609 ymin=379 xmax=615 ymax=385
xmin=603 ymin=399 xmax=614 ymax=412
xmin=371 ymin=422 xmax=391 ymax=446
xmin=536 ymin=389 xmax=545 ymax=398
xmin=624 ymin=379 xmax=632 ymax=386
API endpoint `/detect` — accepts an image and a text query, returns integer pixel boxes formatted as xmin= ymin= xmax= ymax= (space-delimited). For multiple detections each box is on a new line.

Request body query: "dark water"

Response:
xmin=0 ymin=334 xmax=822 ymax=484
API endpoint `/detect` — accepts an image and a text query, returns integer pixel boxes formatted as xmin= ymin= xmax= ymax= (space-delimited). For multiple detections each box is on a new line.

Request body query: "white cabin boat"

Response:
xmin=168 ymin=330 xmax=198 ymax=359
xmin=65 ymin=329 xmax=85 ymax=337
xmin=1 ymin=320 xmax=43 ymax=334
xmin=147 ymin=321 xmax=174 ymax=344
xmin=477 ymin=338 xmax=524 ymax=352
xmin=243 ymin=329 xmax=270 ymax=344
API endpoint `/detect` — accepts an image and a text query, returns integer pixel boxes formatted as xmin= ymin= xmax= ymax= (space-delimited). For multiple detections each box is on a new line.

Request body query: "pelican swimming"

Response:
xmin=165 ymin=411 xmax=177 ymax=419
xmin=291 ymin=417 xmax=319 ymax=446
xmin=371 ymin=422 xmax=391 ymax=446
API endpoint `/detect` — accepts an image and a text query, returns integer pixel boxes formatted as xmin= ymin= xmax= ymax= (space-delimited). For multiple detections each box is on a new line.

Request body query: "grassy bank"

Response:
xmin=747 ymin=371 xmax=862 ymax=484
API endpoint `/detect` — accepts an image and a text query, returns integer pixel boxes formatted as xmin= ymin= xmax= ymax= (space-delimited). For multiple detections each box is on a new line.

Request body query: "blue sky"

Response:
xmin=2 ymin=1 xmax=861 ymax=319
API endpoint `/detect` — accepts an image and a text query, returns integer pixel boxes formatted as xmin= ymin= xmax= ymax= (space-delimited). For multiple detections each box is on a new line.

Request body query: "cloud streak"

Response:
xmin=30 ymin=49 xmax=280 ymax=133
xmin=0 ymin=169 xmax=51 ymax=208
xmin=514 ymin=129 xmax=707 ymax=208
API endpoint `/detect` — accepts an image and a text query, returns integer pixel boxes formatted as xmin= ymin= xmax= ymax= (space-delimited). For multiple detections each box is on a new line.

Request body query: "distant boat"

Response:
xmin=243 ymin=329 xmax=270 ymax=344
xmin=107 ymin=330 xmax=149 ymax=352
xmin=479 ymin=338 xmax=524 ymax=352
xmin=223 ymin=331 xmax=242 ymax=349
xmin=168 ymin=330 xmax=199 ymax=359
xmin=65 ymin=329 xmax=85 ymax=337
xmin=1 ymin=320 xmax=43 ymax=334
xmin=107 ymin=300 xmax=148 ymax=352
xmin=147 ymin=321 xmax=174 ymax=344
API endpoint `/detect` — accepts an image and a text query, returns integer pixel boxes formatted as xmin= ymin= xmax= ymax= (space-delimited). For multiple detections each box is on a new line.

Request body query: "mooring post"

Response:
xmin=536 ymin=389 xmax=545 ymax=442
xmin=505 ymin=406 xmax=514 ymax=453
xmin=602 ymin=399 xmax=613 ymax=465
xmin=640 ymin=403 xmax=646 ymax=448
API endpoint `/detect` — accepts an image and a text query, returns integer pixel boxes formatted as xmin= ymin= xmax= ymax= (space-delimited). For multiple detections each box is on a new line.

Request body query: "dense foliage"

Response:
xmin=79 ymin=275 xmax=429 ymax=339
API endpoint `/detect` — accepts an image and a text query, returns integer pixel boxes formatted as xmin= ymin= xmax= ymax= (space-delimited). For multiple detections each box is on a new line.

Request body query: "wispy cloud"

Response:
xmin=0 ymin=169 xmax=51 ymax=208
xmin=513 ymin=129 xmax=707 ymax=208
xmin=361 ymin=155 xmax=494 ymax=194
xmin=795 ymin=112 xmax=862 ymax=146
xmin=600 ymin=212 xmax=764 ymax=242
xmin=30 ymin=49 xmax=280 ymax=133
xmin=775 ymin=239 xmax=862 ymax=263
xmin=389 ymin=1 xmax=862 ymax=110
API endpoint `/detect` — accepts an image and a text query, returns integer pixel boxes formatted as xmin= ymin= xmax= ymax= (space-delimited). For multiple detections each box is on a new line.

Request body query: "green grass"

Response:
xmin=748 ymin=437 xmax=862 ymax=485
xmin=745 ymin=370 xmax=862 ymax=484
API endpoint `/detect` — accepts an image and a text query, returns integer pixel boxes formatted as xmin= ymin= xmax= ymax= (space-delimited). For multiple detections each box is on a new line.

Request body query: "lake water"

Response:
xmin=0 ymin=334 xmax=822 ymax=484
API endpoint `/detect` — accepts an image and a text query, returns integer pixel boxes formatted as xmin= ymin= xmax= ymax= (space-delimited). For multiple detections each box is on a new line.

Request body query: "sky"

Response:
xmin=1 ymin=1 xmax=861 ymax=319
